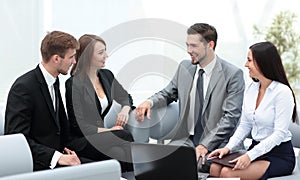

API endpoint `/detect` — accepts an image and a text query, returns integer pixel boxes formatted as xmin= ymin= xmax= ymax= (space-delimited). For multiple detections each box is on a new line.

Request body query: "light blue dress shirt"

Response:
xmin=226 ymin=81 xmax=294 ymax=161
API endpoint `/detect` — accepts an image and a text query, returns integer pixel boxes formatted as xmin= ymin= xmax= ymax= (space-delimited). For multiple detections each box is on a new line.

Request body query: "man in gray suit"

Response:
xmin=135 ymin=23 xmax=245 ymax=172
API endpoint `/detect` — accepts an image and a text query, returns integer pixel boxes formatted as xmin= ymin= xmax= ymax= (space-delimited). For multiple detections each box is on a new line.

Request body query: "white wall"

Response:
xmin=0 ymin=0 xmax=45 ymax=111
xmin=1 ymin=0 xmax=300 ymax=108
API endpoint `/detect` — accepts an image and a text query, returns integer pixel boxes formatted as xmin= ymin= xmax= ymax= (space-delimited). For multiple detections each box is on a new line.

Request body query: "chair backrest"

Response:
xmin=104 ymin=100 xmax=121 ymax=128
xmin=0 ymin=133 xmax=33 ymax=177
xmin=0 ymin=110 xmax=3 ymax=135
xmin=0 ymin=159 xmax=121 ymax=180
xmin=289 ymin=121 xmax=300 ymax=148
xmin=149 ymin=102 xmax=179 ymax=140
xmin=104 ymin=101 xmax=180 ymax=143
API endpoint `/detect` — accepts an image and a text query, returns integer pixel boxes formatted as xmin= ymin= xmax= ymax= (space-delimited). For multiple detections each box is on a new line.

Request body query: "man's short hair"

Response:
xmin=187 ymin=23 xmax=218 ymax=50
xmin=40 ymin=31 xmax=79 ymax=62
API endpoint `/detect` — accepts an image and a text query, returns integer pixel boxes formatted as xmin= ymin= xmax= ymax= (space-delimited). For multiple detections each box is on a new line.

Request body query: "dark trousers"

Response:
xmin=69 ymin=129 xmax=134 ymax=172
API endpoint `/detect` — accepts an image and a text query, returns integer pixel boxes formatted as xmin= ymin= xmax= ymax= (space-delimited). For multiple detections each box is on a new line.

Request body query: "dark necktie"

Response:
xmin=53 ymin=78 xmax=60 ymax=126
xmin=193 ymin=69 xmax=205 ymax=146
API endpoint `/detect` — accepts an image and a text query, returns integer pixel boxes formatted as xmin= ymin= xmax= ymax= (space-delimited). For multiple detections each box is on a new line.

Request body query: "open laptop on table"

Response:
xmin=128 ymin=143 xmax=208 ymax=180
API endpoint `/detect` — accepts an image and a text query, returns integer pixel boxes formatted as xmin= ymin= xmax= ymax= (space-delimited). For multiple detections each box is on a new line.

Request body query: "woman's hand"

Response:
xmin=97 ymin=126 xmax=123 ymax=133
xmin=230 ymin=153 xmax=251 ymax=170
xmin=109 ymin=126 xmax=124 ymax=130
xmin=116 ymin=106 xmax=131 ymax=126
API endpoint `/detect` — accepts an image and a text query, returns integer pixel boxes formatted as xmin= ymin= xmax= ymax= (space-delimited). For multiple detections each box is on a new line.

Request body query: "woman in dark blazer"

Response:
xmin=65 ymin=34 xmax=134 ymax=172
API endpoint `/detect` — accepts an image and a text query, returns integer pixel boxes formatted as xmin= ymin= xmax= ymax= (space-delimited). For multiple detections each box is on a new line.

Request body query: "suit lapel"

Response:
xmin=83 ymin=76 xmax=97 ymax=103
xmin=34 ymin=66 xmax=59 ymax=128
xmin=202 ymin=58 xmax=222 ymax=114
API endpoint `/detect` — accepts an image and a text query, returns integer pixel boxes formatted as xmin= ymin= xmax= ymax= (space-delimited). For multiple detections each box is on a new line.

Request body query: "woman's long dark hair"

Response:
xmin=70 ymin=34 xmax=106 ymax=77
xmin=250 ymin=41 xmax=298 ymax=123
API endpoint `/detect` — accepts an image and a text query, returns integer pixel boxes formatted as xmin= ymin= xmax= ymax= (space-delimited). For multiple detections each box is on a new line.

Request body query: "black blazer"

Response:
xmin=5 ymin=65 xmax=70 ymax=171
xmin=65 ymin=69 xmax=133 ymax=138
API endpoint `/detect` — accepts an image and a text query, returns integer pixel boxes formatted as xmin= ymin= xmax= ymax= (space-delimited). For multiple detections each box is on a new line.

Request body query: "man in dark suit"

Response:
xmin=5 ymin=31 xmax=83 ymax=171
xmin=135 ymin=23 xmax=245 ymax=172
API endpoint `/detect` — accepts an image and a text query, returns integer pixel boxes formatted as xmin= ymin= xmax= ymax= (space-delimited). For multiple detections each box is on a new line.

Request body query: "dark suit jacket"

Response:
xmin=65 ymin=69 xmax=133 ymax=140
xmin=5 ymin=65 xmax=70 ymax=171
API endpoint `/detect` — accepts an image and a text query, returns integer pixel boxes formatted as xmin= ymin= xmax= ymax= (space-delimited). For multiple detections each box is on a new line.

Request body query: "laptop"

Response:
xmin=130 ymin=143 xmax=205 ymax=180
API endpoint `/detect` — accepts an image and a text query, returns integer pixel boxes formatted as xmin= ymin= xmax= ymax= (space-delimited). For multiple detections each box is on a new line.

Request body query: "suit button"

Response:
xmin=56 ymin=132 xmax=60 ymax=135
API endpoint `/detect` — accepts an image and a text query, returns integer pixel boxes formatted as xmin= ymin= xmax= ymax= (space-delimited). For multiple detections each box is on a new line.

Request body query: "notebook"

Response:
xmin=131 ymin=143 xmax=201 ymax=180
xmin=210 ymin=150 xmax=246 ymax=168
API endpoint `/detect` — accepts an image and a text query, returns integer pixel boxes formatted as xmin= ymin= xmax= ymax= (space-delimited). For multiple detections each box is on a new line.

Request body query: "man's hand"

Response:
xmin=58 ymin=148 xmax=81 ymax=166
xmin=135 ymin=101 xmax=151 ymax=122
xmin=195 ymin=144 xmax=208 ymax=165
xmin=208 ymin=147 xmax=230 ymax=159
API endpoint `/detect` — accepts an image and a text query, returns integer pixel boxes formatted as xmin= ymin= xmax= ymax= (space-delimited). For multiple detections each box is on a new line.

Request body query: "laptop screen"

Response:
xmin=131 ymin=143 xmax=198 ymax=180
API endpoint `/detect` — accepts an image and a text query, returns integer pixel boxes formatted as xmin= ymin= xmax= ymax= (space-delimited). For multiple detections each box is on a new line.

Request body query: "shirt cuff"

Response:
xmin=50 ymin=151 xmax=63 ymax=169
xmin=146 ymin=99 xmax=153 ymax=108
xmin=246 ymin=149 xmax=259 ymax=162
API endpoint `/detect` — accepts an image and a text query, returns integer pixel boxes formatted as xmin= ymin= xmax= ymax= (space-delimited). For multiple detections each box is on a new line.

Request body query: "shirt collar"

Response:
xmin=39 ymin=63 xmax=56 ymax=86
xmin=252 ymin=80 xmax=277 ymax=91
xmin=267 ymin=81 xmax=277 ymax=90
xmin=198 ymin=54 xmax=217 ymax=76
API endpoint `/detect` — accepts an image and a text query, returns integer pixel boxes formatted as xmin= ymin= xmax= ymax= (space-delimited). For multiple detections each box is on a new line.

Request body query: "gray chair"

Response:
xmin=289 ymin=121 xmax=300 ymax=148
xmin=0 ymin=103 xmax=5 ymax=136
xmin=0 ymin=106 xmax=4 ymax=135
xmin=0 ymin=159 xmax=121 ymax=180
xmin=0 ymin=133 xmax=33 ymax=177
xmin=268 ymin=120 xmax=300 ymax=179
xmin=104 ymin=101 xmax=151 ymax=143
xmin=104 ymin=101 xmax=179 ymax=143
xmin=149 ymin=102 xmax=179 ymax=143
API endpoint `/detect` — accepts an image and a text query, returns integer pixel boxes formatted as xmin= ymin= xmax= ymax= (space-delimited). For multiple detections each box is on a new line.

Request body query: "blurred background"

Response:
xmin=1 ymin=0 xmax=299 ymax=111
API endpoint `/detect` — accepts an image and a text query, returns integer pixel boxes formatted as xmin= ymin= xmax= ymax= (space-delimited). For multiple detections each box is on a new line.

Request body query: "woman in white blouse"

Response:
xmin=208 ymin=41 xmax=298 ymax=179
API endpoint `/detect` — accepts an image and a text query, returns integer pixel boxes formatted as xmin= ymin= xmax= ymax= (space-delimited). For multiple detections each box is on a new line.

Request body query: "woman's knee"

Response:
xmin=210 ymin=163 xmax=222 ymax=177
xmin=123 ymin=130 xmax=134 ymax=142
xmin=115 ymin=129 xmax=134 ymax=142
xmin=126 ymin=131 xmax=134 ymax=142
xmin=220 ymin=167 xmax=233 ymax=178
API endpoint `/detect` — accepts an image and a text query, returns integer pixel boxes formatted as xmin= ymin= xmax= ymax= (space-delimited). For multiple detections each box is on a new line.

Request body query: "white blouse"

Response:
xmin=226 ymin=81 xmax=294 ymax=161
xmin=99 ymin=95 xmax=108 ymax=114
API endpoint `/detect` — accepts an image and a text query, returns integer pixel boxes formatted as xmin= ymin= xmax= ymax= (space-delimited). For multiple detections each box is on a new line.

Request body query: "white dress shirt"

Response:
xmin=39 ymin=63 xmax=62 ymax=169
xmin=39 ymin=63 xmax=56 ymax=110
xmin=188 ymin=56 xmax=217 ymax=135
xmin=226 ymin=81 xmax=294 ymax=161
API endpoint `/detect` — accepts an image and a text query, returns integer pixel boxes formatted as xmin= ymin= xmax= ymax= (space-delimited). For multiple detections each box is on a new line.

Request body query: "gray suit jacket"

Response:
xmin=150 ymin=56 xmax=245 ymax=151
